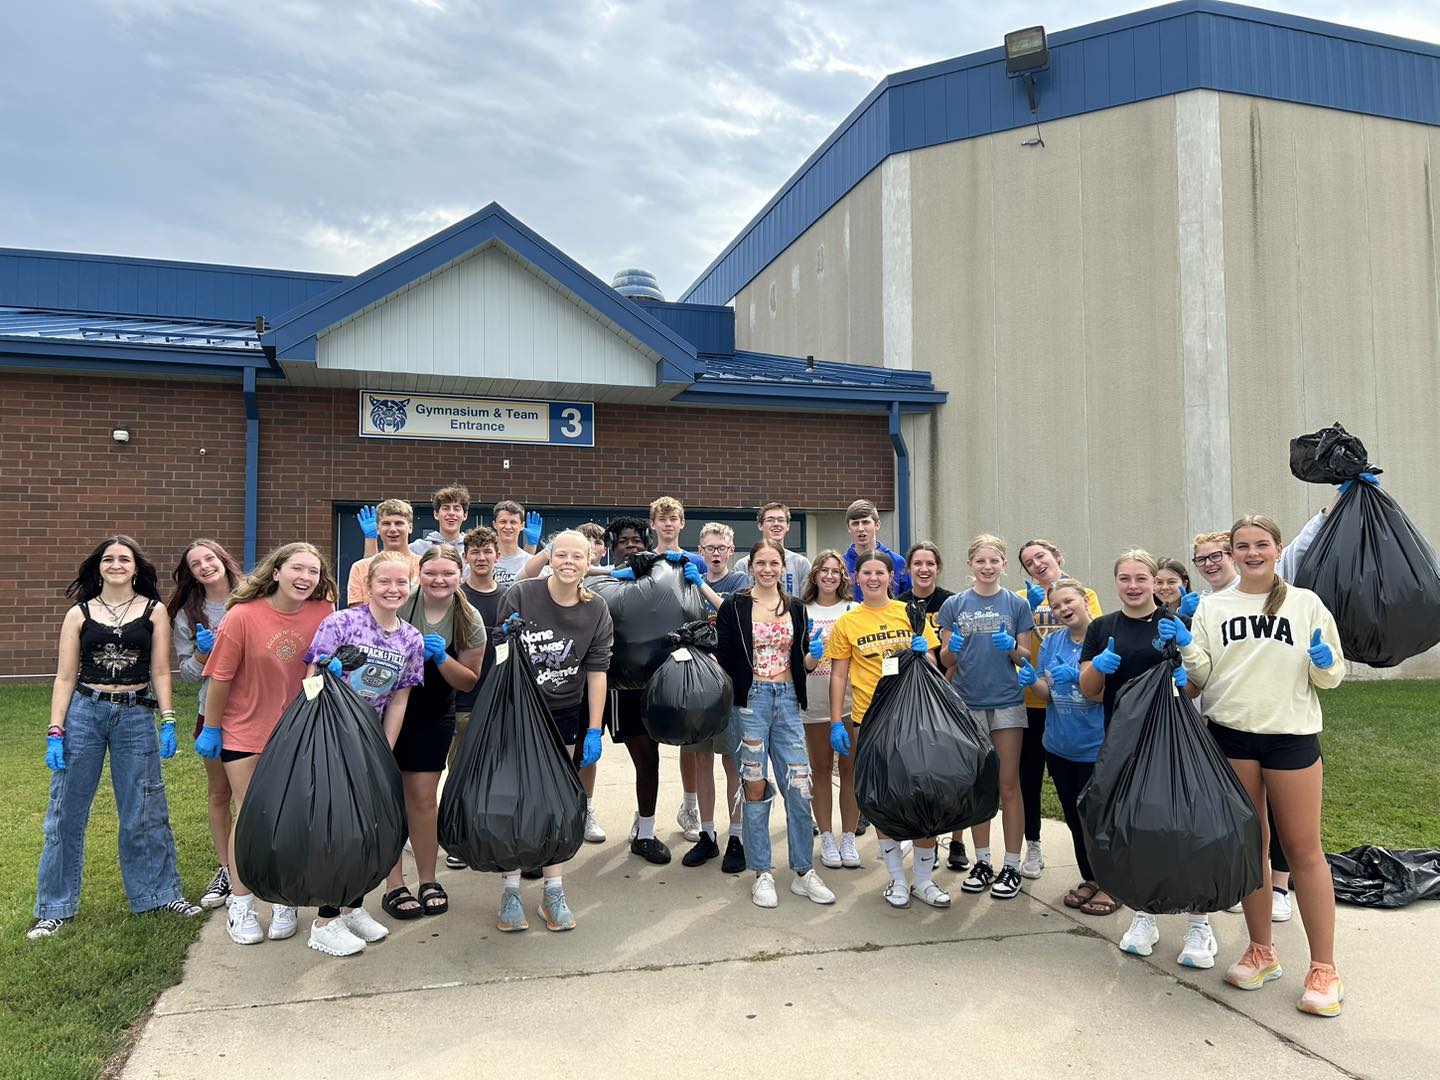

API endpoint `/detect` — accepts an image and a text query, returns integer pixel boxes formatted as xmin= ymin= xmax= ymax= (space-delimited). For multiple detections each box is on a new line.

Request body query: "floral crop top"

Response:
xmin=752 ymin=619 xmax=794 ymax=679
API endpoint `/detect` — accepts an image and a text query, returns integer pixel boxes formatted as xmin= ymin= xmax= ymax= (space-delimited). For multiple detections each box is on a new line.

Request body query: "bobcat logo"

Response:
xmin=368 ymin=396 xmax=410 ymax=433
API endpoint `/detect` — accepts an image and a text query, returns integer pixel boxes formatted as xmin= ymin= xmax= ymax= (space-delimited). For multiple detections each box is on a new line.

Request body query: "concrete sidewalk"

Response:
xmin=123 ymin=746 xmax=1434 ymax=1080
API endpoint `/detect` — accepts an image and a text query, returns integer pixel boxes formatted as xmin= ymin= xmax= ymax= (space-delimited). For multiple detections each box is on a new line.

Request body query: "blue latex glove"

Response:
xmin=682 ymin=561 xmax=703 ymax=587
xmin=1091 ymin=637 xmax=1122 ymax=675
xmin=1025 ymin=579 xmax=1046 ymax=610
xmin=500 ymin=613 xmax=524 ymax=636
xmin=808 ymin=627 xmax=825 ymax=661
xmin=326 ymin=657 xmax=344 ymax=677
xmin=423 ymin=632 xmax=448 ymax=664
xmin=194 ymin=725 xmax=222 ymax=760
xmin=1177 ymin=589 xmax=1200 ymax=618
xmin=159 ymin=720 xmax=177 ymax=759
xmin=357 ymin=505 xmax=378 ymax=539
xmin=992 ymin=628 xmax=1017 ymax=653
xmin=947 ymin=623 xmax=965 ymax=654
xmin=1308 ymin=628 xmax=1335 ymax=669
xmin=580 ymin=727 xmax=603 ymax=768
xmin=1157 ymin=616 xmax=1192 ymax=648
xmin=45 ymin=734 xmax=66 ymax=771
xmin=610 ymin=566 xmax=636 ymax=581
xmin=910 ymin=633 xmax=929 ymax=653
xmin=1017 ymin=659 xmax=1038 ymax=688
xmin=829 ymin=721 xmax=851 ymax=756
xmin=522 ymin=511 xmax=544 ymax=548
xmin=663 ymin=550 xmax=686 ymax=563
xmin=195 ymin=623 xmax=215 ymax=653
xmin=1338 ymin=471 xmax=1379 ymax=495
xmin=1172 ymin=664 xmax=1188 ymax=688
xmin=1048 ymin=661 xmax=1080 ymax=685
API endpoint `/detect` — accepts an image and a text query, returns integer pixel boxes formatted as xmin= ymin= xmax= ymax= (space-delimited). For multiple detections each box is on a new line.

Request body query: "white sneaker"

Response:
xmin=342 ymin=907 xmax=390 ymax=942
xmin=839 ymin=833 xmax=862 ymax=868
xmin=1177 ymin=921 xmax=1219 ymax=969
xmin=1020 ymin=840 xmax=1045 ymax=880
xmin=584 ymin=807 xmax=607 ymax=843
xmin=818 ymin=832 xmax=842 ymax=869
xmin=752 ymin=871 xmax=778 ymax=908
xmin=912 ymin=880 xmax=952 ymax=908
xmin=226 ymin=897 xmax=264 ymax=945
xmin=677 ymin=804 xmax=702 ymax=843
xmin=791 ymin=870 xmax=836 ymax=905
xmin=1227 ymin=901 xmax=1245 ymax=913
xmin=267 ymin=904 xmax=298 ymax=941
xmin=883 ymin=878 xmax=911 ymax=908
xmin=308 ymin=918 xmax=366 ymax=957
xmin=1272 ymin=890 xmax=1293 ymax=922
xmin=1120 ymin=911 xmax=1159 ymax=956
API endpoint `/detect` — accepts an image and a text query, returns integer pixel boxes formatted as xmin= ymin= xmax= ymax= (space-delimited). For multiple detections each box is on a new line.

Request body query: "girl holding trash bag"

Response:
xmin=826 ymin=549 xmax=944 ymax=909
xmin=200 ymin=542 xmax=337 ymax=948
xmin=801 ymin=552 xmax=859 ymax=871
xmin=29 ymin=536 xmax=202 ymax=941
xmin=494 ymin=530 xmax=614 ymax=932
xmin=1170 ymin=515 xmax=1347 ymax=1017
xmin=167 ymin=539 xmax=244 ymax=910
xmin=715 ymin=539 xmax=836 ymax=910
xmin=384 ymin=547 xmax=487 ymax=920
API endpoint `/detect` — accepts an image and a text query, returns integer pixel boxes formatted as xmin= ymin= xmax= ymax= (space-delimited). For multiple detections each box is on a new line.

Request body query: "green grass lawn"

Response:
xmin=0 ymin=680 xmax=1436 ymax=1079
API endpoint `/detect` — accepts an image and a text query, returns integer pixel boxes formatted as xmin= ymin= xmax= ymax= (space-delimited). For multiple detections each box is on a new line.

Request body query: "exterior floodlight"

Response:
xmin=1004 ymin=26 xmax=1048 ymax=114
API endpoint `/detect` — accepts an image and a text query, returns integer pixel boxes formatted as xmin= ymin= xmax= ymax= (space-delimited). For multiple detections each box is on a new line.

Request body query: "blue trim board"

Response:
xmin=681 ymin=1 xmax=1440 ymax=306
xmin=0 ymin=337 xmax=269 ymax=371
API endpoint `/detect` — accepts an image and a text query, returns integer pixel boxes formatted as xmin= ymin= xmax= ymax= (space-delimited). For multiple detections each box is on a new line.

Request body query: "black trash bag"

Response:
xmin=853 ymin=605 xmax=999 ymax=840
xmin=1079 ymin=657 xmax=1262 ymax=914
xmin=234 ymin=662 xmax=408 ymax=908
xmin=1289 ymin=421 xmax=1381 ymax=485
xmin=1326 ymin=845 xmax=1440 ymax=908
xmin=643 ymin=620 xmax=734 ymax=746
xmin=438 ymin=620 xmax=586 ymax=872
xmin=588 ymin=553 xmax=707 ymax=690
xmin=1292 ymin=480 xmax=1440 ymax=667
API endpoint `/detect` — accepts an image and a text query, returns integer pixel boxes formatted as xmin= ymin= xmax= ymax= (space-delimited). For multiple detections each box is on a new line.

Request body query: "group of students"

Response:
xmin=29 ymin=481 xmax=1353 ymax=1016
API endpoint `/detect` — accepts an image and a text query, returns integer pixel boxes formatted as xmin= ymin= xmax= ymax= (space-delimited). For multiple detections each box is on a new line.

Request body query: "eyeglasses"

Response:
xmin=761 ymin=517 xmax=788 ymax=526
xmin=1192 ymin=552 xmax=1227 ymax=567
xmin=699 ymin=544 xmax=733 ymax=555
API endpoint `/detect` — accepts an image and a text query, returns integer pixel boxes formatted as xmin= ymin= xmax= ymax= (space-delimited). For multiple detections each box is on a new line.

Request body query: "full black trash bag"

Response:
xmin=1326 ymin=845 xmax=1440 ymax=908
xmin=1292 ymin=480 xmax=1440 ymax=667
xmin=588 ymin=553 xmax=707 ymax=690
xmin=1289 ymin=421 xmax=1381 ymax=485
xmin=853 ymin=606 xmax=999 ymax=840
xmin=234 ymin=657 xmax=408 ymax=908
xmin=1080 ymin=657 xmax=1262 ymax=914
xmin=439 ymin=621 xmax=586 ymax=871
xmin=643 ymin=621 xmax=734 ymax=746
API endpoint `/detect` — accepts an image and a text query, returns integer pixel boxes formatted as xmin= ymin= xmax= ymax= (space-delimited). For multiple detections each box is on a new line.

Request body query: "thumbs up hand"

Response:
xmin=1025 ymin=579 xmax=1045 ymax=610
xmin=1307 ymin=628 xmax=1335 ymax=669
xmin=1178 ymin=588 xmax=1200 ymax=618
xmin=195 ymin=623 xmax=215 ymax=654
xmin=946 ymin=623 xmax=965 ymax=654
xmin=1017 ymin=659 xmax=1038 ymax=688
xmin=1092 ymin=636 xmax=1122 ymax=675
xmin=808 ymin=626 xmax=825 ymax=661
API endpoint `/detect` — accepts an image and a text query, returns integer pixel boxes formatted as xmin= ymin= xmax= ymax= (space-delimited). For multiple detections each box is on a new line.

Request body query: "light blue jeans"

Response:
xmin=733 ymin=680 xmax=815 ymax=874
xmin=34 ymin=692 xmax=184 ymax=919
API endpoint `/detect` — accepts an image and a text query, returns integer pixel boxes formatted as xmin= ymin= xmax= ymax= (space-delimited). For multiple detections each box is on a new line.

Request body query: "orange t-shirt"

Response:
xmin=202 ymin=598 xmax=334 ymax=753
xmin=347 ymin=551 xmax=421 ymax=605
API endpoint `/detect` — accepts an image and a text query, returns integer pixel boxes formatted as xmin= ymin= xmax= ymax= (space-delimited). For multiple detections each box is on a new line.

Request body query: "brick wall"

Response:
xmin=2 ymin=373 xmax=894 ymax=678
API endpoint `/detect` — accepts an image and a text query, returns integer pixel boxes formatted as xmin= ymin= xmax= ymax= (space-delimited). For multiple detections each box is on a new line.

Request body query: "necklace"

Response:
xmin=94 ymin=593 xmax=139 ymax=637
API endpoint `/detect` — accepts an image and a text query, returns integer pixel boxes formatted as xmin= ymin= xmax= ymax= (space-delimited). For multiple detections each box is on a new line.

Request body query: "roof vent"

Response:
xmin=611 ymin=268 xmax=664 ymax=302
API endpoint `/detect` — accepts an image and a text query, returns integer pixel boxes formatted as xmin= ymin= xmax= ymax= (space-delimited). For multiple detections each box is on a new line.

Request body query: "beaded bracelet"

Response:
xmin=48 ymin=725 xmax=64 ymax=738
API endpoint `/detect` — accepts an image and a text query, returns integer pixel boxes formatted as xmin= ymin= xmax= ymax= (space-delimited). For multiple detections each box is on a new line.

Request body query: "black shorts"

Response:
xmin=220 ymin=748 xmax=255 ymax=763
xmin=603 ymin=687 xmax=649 ymax=744
xmin=551 ymin=704 xmax=583 ymax=747
xmin=1206 ymin=721 xmax=1321 ymax=771
xmin=393 ymin=713 xmax=456 ymax=772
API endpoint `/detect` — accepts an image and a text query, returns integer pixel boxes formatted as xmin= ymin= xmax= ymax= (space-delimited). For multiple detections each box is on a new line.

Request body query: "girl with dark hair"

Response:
xmin=898 ymin=541 xmax=954 ymax=628
xmin=800 ymin=551 xmax=858 ymax=870
xmin=167 ymin=539 xmax=244 ymax=909
xmin=28 ymin=536 xmax=201 ymax=940
xmin=1154 ymin=558 xmax=1193 ymax=612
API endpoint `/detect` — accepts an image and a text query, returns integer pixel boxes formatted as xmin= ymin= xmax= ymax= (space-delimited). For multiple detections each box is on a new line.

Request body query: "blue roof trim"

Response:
xmin=0 ymin=307 xmax=271 ymax=374
xmin=265 ymin=203 xmax=701 ymax=383
xmin=681 ymin=350 xmax=947 ymax=411
xmin=681 ymin=0 xmax=1440 ymax=305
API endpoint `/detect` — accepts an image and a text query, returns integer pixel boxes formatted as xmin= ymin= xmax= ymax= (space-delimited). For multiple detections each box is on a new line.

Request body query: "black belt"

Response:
xmin=77 ymin=684 xmax=158 ymax=708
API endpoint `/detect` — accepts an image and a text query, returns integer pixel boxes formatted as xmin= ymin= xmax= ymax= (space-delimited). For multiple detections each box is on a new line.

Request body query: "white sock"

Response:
xmin=1188 ymin=914 xmax=1211 ymax=929
xmin=729 ymin=822 xmax=743 ymax=839
xmin=701 ymin=820 xmax=716 ymax=838
xmin=1003 ymin=851 xmax=1021 ymax=870
xmin=502 ymin=872 xmax=520 ymax=890
xmin=543 ymin=875 xmax=562 ymax=892
xmin=880 ymin=839 xmax=905 ymax=879
xmin=637 ymin=814 xmax=656 ymax=840
xmin=682 ymin=792 xmax=698 ymax=812
xmin=976 ymin=847 xmax=992 ymax=867
xmin=586 ymin=797 xmax=594 ymax=813
xmin=914 ymin=846 xmax=937 ymax=885
xmin=230 ymin=893 xmax=253 ymax=910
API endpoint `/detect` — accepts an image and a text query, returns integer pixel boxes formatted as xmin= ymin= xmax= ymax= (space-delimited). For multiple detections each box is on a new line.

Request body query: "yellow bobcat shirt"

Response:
xmin=825 ymin=600 xmax=939 ymax=724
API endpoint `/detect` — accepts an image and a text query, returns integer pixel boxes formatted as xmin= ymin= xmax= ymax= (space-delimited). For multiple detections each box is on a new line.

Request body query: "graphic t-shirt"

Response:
xmin=1080 ymin=608 xmax=1169 ymax=723
xmin=203 ymin=599 xmax=334 ymax=753
xmin=936 ymin=589 xmax=1035 ymax=709
xmin=803 ymin=599 xmax=856 ymax=721
xmin=493 ymin=552 xmax=530 ymax=589
xmin=306 ymin=606 xmax=425 ymax=717
xmin=347 ymin=551 xmax=420 ymax=606
xmin=825 ymin=600 xmax=938 ymax=724
xmin=1037 ymin=631 xmax=1105 ymax=762
xmin=457 ymin=580 xmax=508 ymax=710
xmin=736 ymin=549 xmax=813 ymax=596
xmin=1019 ymin=586 xmax=1102 ymax=708
xmin=497 ymin=577 xmax=614 ymax=713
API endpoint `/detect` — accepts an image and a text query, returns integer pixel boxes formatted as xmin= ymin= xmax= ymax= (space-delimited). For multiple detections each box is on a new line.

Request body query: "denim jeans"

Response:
xmin=34 ymin=692 xmax=184 ymax=918
xmin=733 ymin=680 xmax=815 ymax=873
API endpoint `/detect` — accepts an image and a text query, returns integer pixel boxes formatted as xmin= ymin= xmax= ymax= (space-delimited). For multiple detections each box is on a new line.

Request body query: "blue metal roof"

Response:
xmin=0 ymin=306 xmax=271 ymax=375
xmin=682 ymin=0 xmax=1440 ymax=305
xmin=680 ymin=350 xmax=946 ymax=412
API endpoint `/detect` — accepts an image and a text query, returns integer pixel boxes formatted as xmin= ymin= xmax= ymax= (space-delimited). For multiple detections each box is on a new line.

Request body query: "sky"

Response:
xmin=4 ymin=1 xmax=1438 ymax=300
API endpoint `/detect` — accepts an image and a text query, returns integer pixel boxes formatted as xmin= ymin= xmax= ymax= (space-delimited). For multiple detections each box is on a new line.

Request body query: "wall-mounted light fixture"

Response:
xmin=1004 ymin=25 xmax=1049 ymax=114
xmin=112 ymin=428 xmax=130 ymax=443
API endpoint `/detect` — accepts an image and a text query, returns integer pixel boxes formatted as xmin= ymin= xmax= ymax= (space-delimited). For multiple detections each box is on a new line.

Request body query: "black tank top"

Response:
xmin=78 ymin=600 xmax=157 ymax=686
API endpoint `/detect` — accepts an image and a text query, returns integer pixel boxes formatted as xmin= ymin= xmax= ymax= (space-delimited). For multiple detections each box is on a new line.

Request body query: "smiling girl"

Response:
xmin=800 ymin=551 xmax=858 ymax=871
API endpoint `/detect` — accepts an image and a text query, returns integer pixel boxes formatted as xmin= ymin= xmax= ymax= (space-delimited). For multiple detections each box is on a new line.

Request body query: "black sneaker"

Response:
xmin=990 ymin=864 xmax=1023 ymax=899
xmin=855 ymin=813 xmax=870 ymax=837
xmin=446 ymin=854 xmax=467 ymax=871
xmin=630 ymin=836 xmax=672 ymax=865
xmin=947 ymin=840 xmax=970 ymax=872
xmin=681 ymin=832 xmax=720 ymax=867
xmin=960 ymin=860 xmax=995 ymax=894
xmin=720 ymin=836 xmax=746 ymax=874
xmin=521 ymin=867 xmax=544 ymax=880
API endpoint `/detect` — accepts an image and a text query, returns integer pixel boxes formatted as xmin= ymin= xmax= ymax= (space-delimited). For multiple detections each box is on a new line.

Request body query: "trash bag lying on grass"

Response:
xmin=1326 ymin=845 xmax=1440 ymax=908
xmin=589 ymin=553 xmax=706 ymax=690
xmin=643 ymin=620 xmax=733 ymax=746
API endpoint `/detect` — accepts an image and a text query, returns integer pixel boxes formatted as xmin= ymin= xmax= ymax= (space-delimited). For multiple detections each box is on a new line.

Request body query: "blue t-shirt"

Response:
xmin=936 ymin=588 xmax=1035 ymax=709
xmin=1038 ymin=631 xmax=1105 ymax=762
xmin=705 ymin=570 xmax=753 ymax=599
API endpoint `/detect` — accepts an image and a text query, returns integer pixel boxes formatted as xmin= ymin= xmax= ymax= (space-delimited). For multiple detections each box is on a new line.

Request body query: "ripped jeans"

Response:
xmin=733 ymin=680 xmax=814 ymax=874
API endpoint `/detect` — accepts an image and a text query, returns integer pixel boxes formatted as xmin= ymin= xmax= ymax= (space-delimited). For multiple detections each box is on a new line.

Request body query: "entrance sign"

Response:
xmin=359 ymin=391 xmax=594 ymax=446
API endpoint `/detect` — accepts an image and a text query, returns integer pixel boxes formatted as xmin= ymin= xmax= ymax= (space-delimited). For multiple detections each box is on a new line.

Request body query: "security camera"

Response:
xmin=112 ymin=429 xmax=130 ymax=443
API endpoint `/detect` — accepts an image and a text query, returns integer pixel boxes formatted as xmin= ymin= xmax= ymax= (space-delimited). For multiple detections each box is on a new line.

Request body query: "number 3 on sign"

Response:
xmin=547 ymin=402 xmax=594 ymax=446
xmin=560 ymin=408 xmax=582 ymax=438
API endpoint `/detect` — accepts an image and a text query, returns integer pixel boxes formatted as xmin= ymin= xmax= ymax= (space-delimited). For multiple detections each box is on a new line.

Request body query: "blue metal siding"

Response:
xmin=632 ymin=300 xmax=735 ymax=354
xmin=681 ymin=0 xmax=1440 ymax=305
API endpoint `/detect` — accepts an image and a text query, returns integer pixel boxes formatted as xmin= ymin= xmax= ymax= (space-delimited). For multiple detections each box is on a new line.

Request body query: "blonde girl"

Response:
xmin=800 ymin=551 xmax=858 ymax=870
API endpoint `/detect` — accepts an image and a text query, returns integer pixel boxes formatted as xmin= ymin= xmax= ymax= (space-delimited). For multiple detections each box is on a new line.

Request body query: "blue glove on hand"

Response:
xmin=1048 ymin=661 xmax=1080 ymax=685
xmin=610 ymin=566 xmax=636 ymax=581
xmin=682 ymin=561 xmax=703 ymax=587
xmin=1308 ymin=628 xmax=1335 ymax=669
xmin=522 ymin=511 xmax=544 ymax=548
xmin=1025 ymin=579 xmax=1046 ymax=610
xmin=423 ymin=632 xmax=448 ymax=664
xmin=357 ymin=505 xmax=378 ymax=539
xmin=947 ymin=623 xmax=965 ymax=654
xmin=45 ymin=734 xmax=66 ymax=771
xmin=1092 ymin=636 xmax=1122 ymax=675
xmin=1178 ymin=589 xmax=1200 ymax=618
xmin=808 ymin=627 xmax=825 ymax=661
xmin=663 ymin=550 xmax=685 ymax=563
xmin=1017 ymin=659 xmax=1038 ymax=687
xmin=992 ymin=628 xmax=1017 ymax=653
xmin=194 ymin=725 xmax=222 ymax=760
xmin=910 ymin=633 xmax=930 ymax=653
xmin=159 ymin=720 xmax=177 ymax=759
xmin=829 ymin=721 xmax=851 ymax=756
xmin=1157 ymin=616 xmax=1192 ymax=648
xmin=326 ymin=657 xmax=344 ymax=677
xmin=195 ymin=623 xmax=215 ymax=653
xmin=580 ymin=727 xmax=603 ymax=768
xmin=1172 ymin=664 xmax=1188 ymax=688
xmin=1339 ymin=471 xmax=1379 ymax=494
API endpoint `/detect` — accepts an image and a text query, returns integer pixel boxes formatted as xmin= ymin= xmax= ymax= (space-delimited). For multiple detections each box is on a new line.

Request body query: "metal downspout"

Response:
xmin=243 ymin=367 xmax=259 ymax=570
xmin=889 ymin=402 xmax=910 ymax=555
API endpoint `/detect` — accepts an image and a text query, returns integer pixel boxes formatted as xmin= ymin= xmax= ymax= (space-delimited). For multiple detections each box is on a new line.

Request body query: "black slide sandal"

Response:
xmin=382 ymin=885 xmax=425 ymax=920
xmin=418 ymin=881 xmax=449 ymax=916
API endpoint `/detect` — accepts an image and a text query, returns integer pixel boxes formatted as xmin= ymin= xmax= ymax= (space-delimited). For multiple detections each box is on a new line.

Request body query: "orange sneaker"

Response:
xmin=1225 ymin=942 xmax=1282 ymax=990
xmin=1297 ymin=962 xmax=1344 ymax=1017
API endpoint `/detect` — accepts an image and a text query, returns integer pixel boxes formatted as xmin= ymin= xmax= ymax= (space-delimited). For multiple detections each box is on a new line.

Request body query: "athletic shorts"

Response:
xmin=551 ymin=704 xmax=583 ymax=747
xmin=1206 ymin=721 xmax=1321 ymax=771
xmin=976 ymin=704 xmax=1028 ymax=732
xmin=393 ymin=712 xmax=455 ymax=773
xmin=219 ymin=748 xmax=255 ymax=763
xmin=682 ymin=726 xmax=735 ymax=755
xmin=603 ymin=687 xmax=649 ymax=744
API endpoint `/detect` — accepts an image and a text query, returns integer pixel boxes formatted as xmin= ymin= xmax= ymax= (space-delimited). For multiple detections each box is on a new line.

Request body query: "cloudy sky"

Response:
xmin=4 ymin=1 xmax=1438 ymax=299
